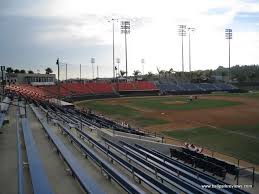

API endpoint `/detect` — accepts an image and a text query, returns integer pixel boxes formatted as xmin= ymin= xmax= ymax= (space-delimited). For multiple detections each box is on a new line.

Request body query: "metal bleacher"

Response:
xmin=103 ymin=138 xmax=208 ymax=194
xmin=21 ymin=117 xmax=53 ymax=194
xmin=66 ymin=124 xmax=175 ymax=194
xmin=16 ymin=109 xmax=24 ymax=194
xmin=42 ymin=103 xmax=175 ymax=194
xmin=133 ymin=143 xmax=250 ymax=194
xmin=30 ymin=104 xmax=106 ymax=194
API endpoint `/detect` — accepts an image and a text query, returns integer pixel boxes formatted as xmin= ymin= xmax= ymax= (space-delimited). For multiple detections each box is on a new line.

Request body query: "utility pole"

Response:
xmin=178 ymin=25 xmax=186 ymax=72
xmin=121 ymin=21 xmax=130 ymax=79
xmin=225 ymin=29 xmax=232 ymax=82
xmin=188 ymin=27 xmax=195 ymax=72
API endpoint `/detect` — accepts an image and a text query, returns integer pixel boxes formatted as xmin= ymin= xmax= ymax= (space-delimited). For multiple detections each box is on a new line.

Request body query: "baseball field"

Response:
xmin=75 ymin=92 xmax=259 ymax=165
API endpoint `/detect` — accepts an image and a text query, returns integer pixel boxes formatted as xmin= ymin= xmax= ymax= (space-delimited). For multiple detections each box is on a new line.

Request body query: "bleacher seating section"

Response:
xmin=6 ymin=81 xmax=239 ymax=100
xmin=170 ymin=148 xmax=238 ymax=177
xmin=21 ymin=117 xmax=53 ymax=194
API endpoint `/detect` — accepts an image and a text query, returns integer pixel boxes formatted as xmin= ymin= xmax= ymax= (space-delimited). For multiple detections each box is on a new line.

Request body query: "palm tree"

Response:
xmin=120 ymin=70 xmax=126 ymax=77
xmin=147 ymin=72 xmax=154 ymax=78
xmin=45 ymin=67 xmax=53 ymax=74
xmin=133 ymin=70 xmax=141 ymax=78
xmin=28 ymin=70 xmax=34 ymax=74
xmin=20 ymin=69 xmax=26 ymax=74
xmin=6 ymin=67 xmax=13 ymax=73
xmin=14 ymin=69 xmax=20 ymax=74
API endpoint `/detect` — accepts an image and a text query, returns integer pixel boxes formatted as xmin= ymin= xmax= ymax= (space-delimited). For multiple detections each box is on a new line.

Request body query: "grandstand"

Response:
xmin=1 ymin=79 xmax=257 ymax=194
xmin=5 ymin=81 xmax=239 ymax=102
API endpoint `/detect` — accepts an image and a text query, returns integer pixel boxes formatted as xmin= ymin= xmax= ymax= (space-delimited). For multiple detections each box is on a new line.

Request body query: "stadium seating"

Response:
xmin=7 ymin=81 xmax=239 ymax=101
xmin=31 ymin=105 xmax=106 ymax=194
xmin=171 ymin=148 xmax=238 ymax=176
xmin=21 ymin=117 xmax=53 ymax=194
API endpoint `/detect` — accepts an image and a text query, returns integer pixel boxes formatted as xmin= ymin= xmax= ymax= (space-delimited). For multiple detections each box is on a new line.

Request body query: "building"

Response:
xmin=5 ymin=73 xmax=56 ymax=85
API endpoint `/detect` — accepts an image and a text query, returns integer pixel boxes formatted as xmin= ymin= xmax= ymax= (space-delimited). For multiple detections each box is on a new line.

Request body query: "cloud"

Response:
xmin=0 ymin=0 xmax=259 ymax=78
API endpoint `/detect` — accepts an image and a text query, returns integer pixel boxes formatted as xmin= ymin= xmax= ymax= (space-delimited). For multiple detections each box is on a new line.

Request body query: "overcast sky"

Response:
xmin=1 ymin=0 xmax=259 ymax=79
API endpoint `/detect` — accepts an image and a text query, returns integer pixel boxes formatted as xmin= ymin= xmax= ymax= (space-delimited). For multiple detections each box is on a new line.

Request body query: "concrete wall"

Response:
xmin=97 ymin=128 xmax=181 ymax=155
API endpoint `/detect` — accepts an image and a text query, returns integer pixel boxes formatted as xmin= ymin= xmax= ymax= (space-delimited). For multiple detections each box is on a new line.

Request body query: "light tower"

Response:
xmin=108 ymin=18 xmax=118 ymax=80
xmin=225 ymin=29 xmax=232 ymax=82
xmin=178 ymin=25 xmax=186 ymax=72
xmin=121 ymin=21 xmax=130 ymax=78
xmin=187 ymin=27 xmax=195 ymax=72
xmin=91 ymin=58 xmax=95 ymax=80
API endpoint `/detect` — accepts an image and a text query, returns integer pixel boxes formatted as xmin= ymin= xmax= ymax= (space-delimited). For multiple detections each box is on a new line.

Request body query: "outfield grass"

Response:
xmin=75 ymin=100 xmax=169 ymax=127
xmin=225 ymin=124 xmax=259 ymax=138
xmin=134 ymin=117 xmax=168 ymax=127
xmin=79 ymin=101 xmax=139 ymax=117
xmin=213 ymin=92 xmax=259 ymax=98
xmin=75 ymin=96 xmax=242 ymax=127
xmin=127 ymin=97 xmax=241 ymax=111
xmin=163 ymin=126 xmax=259 ymax=164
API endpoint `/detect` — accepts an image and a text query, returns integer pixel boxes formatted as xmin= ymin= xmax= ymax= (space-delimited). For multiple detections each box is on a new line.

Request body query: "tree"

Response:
xmin=133 ymin=70 xmax=141 ymax=78
xmin=28 ymin=70 xmax=34 ymax=74
xmin=120 ymin=70 xmax=126 ymax=77
xmin=14 ymin=69 xmax=20 ymax=73
xmin=6 ymin=67 xmax=13 ymax=73
xmin=20 ymin=69 xmax=26 ymax=74
xmin=147 ymin=72 xmax=154 ymax=78
xmin=45 ymin=67 xmax=53 ymax=74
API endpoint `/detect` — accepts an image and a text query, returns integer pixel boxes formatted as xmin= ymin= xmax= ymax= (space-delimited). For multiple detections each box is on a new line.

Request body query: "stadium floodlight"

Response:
xmin=225 ymin=29 xmax=232 ymax=82
xmin=108 ymin=18 xmax=118 ymax=80
xmin=187 ymin=27 xmax=195 ymax=72
xmin=121 ymin=20 xmax=130 ymax=79
xmin=91 ymin=58 xmax=95 ymax=80
xmin=178 ymin=25 xmax=187 ymax=72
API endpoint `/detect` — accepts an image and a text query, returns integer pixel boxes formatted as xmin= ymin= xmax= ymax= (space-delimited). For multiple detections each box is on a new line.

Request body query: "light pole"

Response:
xmin=108 ymin=19 xmax=118 ymax=80
xmin=79 ymin=64 xmax=81 ymax=82
xmin=178 ymin=25 xmax=186 ymax=72
xmin=65 ymin=64 xmax=68 ymax=82
xmin=91 ymin=58 xmax=95 ymax=80
xmin=225 ymin=29 xmax=232 ymax=82
xmin=116 ymin=58 xmax=120 ymax=77
xmin=56 ymin=58 xmax=60 ymax=102
xmin=121 ymin=21 xmax=130 ymax=79
xmin=141 ymin=58 xmax=145 ymax=76
xmin=188 ymin=27 xmax=195 ymax=72
xmin=97 ymin=65 xmax=99 ymax=79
